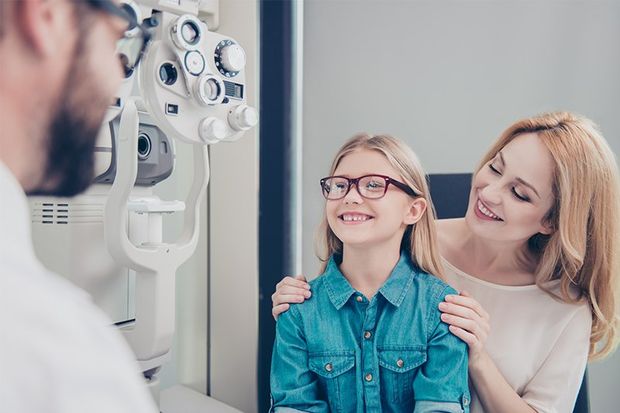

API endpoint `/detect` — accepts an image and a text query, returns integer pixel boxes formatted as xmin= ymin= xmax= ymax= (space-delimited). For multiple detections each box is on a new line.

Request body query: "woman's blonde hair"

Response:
xmin=316 ymin=133 xmax=444 ymax=280
xmin=476 ymin=112 xmax=620 ymax=360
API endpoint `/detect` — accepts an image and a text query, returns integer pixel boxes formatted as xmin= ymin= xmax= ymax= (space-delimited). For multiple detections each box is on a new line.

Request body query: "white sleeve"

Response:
xmin=521 ymin=303 xmax=592 ymax=413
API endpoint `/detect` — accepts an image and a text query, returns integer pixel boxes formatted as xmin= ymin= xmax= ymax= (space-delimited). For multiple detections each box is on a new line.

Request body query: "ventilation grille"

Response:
xmin=31 ymin=201 xmax=104 ymax=225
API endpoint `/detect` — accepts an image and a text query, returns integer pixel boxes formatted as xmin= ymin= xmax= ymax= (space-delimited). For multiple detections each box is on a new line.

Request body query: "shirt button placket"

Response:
xmin=361 ymin=297 xmax=380 ymax=411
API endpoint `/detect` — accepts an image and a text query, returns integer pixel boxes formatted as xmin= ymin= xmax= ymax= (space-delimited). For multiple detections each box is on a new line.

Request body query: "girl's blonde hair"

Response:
xmin=476 ymin=112 xmax=620 ymax=360
xmin=316 ymin=134 xmax=444 ymax=280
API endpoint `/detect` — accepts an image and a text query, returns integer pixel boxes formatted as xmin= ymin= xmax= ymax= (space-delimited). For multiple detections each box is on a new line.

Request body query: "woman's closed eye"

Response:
xmin=511 ymin=188 xmax=530 ymax=202
xmin=488 ymin=163 xmax=531 ymax=202
xmin=488 ymin=163 xmax=501 ymax=175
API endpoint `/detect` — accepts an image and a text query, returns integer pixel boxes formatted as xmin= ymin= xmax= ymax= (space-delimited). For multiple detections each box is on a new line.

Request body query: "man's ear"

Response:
xmin=404 ymin=197 xmax=427 ymax=225
xmin=16 ymin=0 xmax=70 ymax=56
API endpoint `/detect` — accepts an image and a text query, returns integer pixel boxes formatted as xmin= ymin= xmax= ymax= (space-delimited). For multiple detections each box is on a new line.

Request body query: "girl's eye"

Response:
xmin=512 ymin=187 xmax=530 ymax=202
xmin=365 ymin=179 xmax=386 ymax=192
xmin=333 ymin=182 xmax=348 ymax=191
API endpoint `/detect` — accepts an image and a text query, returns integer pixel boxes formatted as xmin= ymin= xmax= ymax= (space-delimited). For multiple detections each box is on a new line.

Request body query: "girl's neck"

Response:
xmin=339 ymin=241 xmax=402 ymax=300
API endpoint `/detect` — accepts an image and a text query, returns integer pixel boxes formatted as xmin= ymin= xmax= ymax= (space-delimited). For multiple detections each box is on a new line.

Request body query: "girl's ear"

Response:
xmin=404 ymin=198 xmax=427 ymax=225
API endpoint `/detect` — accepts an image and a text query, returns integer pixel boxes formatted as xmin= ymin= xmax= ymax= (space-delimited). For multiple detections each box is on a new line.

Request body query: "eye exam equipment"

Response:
xmin=29 ymin=1 xmax=257 ymax=411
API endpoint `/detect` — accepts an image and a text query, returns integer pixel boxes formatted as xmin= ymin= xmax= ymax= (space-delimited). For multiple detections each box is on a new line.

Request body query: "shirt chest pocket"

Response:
xmin=378 ymin=346 xmax=426 ymax=404
xmin=309 ymin=352 xmax=355 ymax=413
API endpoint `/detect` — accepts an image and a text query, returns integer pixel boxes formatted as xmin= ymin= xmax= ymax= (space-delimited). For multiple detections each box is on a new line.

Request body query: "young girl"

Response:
xmin=270 ymin=134 xmax=470 ymax=413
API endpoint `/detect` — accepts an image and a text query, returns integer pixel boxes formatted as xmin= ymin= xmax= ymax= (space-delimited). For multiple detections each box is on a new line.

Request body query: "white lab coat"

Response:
xmin=0 ymin=161 xmax=158 ymax=413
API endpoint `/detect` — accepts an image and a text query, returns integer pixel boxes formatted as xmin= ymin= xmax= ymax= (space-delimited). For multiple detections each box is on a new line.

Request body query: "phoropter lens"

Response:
xmin=137 ymin=134 xmax=152 ymax=160
xmin=159 ymin=63 xmax=178 ymax=85
xmin=181 ymin=21 xmax=200 ymax=45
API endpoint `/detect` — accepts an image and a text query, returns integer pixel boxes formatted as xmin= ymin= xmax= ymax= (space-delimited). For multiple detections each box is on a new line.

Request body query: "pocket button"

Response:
xmin=396 ymin=358 xmax=404 ymax=368
xmin=462 ymin=394 xmax=470 ymax=406
xmin=324 ymin=363 xmax=333 ymax=372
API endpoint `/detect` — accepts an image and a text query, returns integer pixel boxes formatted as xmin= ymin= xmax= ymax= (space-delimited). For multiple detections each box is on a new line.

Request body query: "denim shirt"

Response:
xmin=270 ymin=252 xmax=470 ymax=413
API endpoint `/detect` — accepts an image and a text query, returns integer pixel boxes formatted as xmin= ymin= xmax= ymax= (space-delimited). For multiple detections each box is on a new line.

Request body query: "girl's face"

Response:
xmin=326 ymin=149 xmax=425 ymax=250
xmin=465 ymin=133 xmax=556 ymax=244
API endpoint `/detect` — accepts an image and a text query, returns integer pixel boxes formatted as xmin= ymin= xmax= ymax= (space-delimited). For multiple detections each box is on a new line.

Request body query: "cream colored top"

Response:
xmin=442 ymin=258 xmax=592 ymax=413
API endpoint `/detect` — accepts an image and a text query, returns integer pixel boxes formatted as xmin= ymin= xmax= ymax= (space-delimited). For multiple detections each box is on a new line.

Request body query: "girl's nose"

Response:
xmin=343 ymin=183 xmax=363 ymax=204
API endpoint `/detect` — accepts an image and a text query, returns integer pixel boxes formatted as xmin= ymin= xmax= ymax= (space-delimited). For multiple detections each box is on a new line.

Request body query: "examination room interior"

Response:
xmin=26 ymin=1 xmax=620 ymax=413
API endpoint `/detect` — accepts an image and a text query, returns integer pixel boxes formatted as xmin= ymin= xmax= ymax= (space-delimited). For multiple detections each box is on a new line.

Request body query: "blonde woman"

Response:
xmin=271 ymin=135 xmax=470 ymax=412
xmin=272 ymin=112 xmax=620 ymax=413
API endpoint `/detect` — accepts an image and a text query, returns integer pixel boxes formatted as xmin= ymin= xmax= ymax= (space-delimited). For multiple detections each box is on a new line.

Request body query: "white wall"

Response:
xmin=302 ymin=0 xmax=619 ymax=411
xmin=208 ymin=0 xmax=259 ymax=411
xmin=157 ymin=1 xmax=259 ymax=412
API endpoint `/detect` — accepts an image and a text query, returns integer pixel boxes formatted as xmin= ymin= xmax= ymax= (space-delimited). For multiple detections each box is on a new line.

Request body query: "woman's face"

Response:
xmin=465 ymin=133 xmax=556 ymax=244
xmin=325 ymin=149 xmax=424 ymax=250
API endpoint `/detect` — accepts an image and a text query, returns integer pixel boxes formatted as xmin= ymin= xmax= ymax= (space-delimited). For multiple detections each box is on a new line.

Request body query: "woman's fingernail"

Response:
xmin=438 ymin=302 xmax=446 ymax=310
xmin=305 ymin=290 xmax=312 ymax=298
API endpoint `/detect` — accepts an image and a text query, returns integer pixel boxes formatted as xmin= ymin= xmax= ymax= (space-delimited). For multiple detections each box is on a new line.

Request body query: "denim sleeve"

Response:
xmin=413 ymin=286 xmax=470 ymax=413
xmin=270 ymin=305 xmax=329 ymax=413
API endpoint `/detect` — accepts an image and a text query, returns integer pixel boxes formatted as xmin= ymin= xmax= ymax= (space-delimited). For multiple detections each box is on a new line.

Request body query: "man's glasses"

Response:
xmin=320 ymin=174 xmax=419 ymax=200
xmin=85 ymin=0 xmax=153 ymax=77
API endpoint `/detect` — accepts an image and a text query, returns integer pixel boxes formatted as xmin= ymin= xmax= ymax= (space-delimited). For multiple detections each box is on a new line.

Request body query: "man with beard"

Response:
xmin=0 ymin=1 xmax=157 ymax=412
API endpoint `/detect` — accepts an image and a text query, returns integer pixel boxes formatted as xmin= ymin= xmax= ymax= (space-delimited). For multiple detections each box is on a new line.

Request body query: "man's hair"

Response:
xmin=0 ymin=1 xmax=6 ymax=39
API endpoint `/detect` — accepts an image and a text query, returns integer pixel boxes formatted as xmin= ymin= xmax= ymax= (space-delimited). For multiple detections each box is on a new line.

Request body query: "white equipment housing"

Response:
xmin=29 ymin=1 xmax=257 ymax=411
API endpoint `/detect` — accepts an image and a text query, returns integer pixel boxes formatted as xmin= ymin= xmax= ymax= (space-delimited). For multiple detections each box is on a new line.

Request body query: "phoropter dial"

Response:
xmin=214 ymin=40 xmax=246 ymax=78
xmin=170 ymin=14 xmax=203 ymax=51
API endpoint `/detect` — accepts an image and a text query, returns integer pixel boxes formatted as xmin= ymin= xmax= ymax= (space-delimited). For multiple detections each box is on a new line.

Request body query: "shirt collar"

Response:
xmin=378 ymin=250 xmax=416 ymax=307
xmin=322 ymin=251 xmax=416 ymax=310
xmin=322 ymin=256 xmax=356 ymax=310
xmin=0 ymin=160 xmax=33 ymax=252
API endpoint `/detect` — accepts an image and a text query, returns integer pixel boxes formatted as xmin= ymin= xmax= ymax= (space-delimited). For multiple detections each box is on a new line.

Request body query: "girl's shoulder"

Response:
xmin=412 ymin=268 xmax=459 ymax=304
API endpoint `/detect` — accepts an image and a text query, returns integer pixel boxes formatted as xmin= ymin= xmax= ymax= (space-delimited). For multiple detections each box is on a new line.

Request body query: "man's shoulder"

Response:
xmin=1 ymin=267 xmax=123 ymax=353
xmin=0 ymin=268 xmax=158 ymax=413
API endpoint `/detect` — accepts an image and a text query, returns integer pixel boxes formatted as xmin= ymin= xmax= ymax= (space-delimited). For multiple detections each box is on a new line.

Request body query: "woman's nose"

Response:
xmin=480 ymin=181 xmax=502 ymax=205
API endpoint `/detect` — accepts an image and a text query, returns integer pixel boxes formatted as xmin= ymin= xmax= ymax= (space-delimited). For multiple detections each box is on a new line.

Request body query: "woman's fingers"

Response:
xmin=272 ymin=293 xmax=307 ymax=307
xmin=441 ymin=313 xmax=489 ymax=343
xmin=444 ymin=293 xmax=489 ymax=321
xmin=276 ymin=275 xmax=310 ymax=290
xmin=272 ymin=303 xmax=290 ymax=320
xmin=448 ymin=325 xmax=477 ymax=347
xmin=279 ymin=285 xmax=311 ymax=298
xmin=441 ymin=313 xmax=478 ymax=333
xmin=438 ymin=301 xmax=479 ymax=322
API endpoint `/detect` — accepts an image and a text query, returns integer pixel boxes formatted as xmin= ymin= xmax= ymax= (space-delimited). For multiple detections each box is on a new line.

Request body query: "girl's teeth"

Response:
xmin=343 ymin=215 xmax=369 ymax=222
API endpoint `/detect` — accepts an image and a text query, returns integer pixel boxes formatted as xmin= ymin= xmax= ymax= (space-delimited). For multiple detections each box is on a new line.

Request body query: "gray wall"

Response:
xmin=301 ymin=0 xmax=620 ymax=411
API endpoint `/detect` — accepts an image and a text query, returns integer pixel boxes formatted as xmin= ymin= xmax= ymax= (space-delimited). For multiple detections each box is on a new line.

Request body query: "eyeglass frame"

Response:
xmin=84 ymin=0 xmax=152 ymax=76
xmin=319 ymin=174 xmax=420 ymax=200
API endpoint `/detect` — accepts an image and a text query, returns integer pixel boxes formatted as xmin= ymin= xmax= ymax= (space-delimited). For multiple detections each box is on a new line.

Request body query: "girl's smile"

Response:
xmin=338 ymin=212 xmax=374 ymax=224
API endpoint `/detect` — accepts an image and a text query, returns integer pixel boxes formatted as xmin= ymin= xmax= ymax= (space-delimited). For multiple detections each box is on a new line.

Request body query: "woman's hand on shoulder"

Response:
xmin=438 ymin=290 xmax=490 ymax=365
xmin=272 ymin=275 xmax=311 ymax=320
